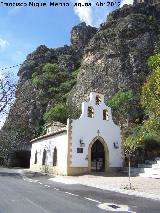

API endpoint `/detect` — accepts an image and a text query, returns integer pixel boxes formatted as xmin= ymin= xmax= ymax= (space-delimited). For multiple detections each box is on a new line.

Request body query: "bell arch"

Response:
xmin=88 ymin=136 xmax=109 ymax=173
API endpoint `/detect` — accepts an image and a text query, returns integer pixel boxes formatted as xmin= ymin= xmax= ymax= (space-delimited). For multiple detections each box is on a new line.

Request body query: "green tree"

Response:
xmin=148 ymin=53 xmax=160 ymax=70
xmin=42 ymin=63 xmax=59 ymax=74
xmin=107 ymin=14 xmax=113 ymax=21
xmin=140 ymin=54 xmax=160 ymax=140
xmin=108 ymin=90 xmax=133 ymax=127
xmin=43 ymin=104 xmax=68 ymax=124
xmin=141 ymin=65 xmax=160 ymax=118
xmin=71 ymin=68 xmax=80 ymax=80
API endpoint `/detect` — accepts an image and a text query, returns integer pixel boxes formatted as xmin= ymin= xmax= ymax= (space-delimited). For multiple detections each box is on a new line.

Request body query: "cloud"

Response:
xmin=73 ymin=0 xmax=93 ymax=25
xmin=120 ymin=0 xmax=133 ymax=7
xmin=0 ymin=38 xmax=9 ymax=50
xmin=71 ymin=0 xmax=118 ymax=26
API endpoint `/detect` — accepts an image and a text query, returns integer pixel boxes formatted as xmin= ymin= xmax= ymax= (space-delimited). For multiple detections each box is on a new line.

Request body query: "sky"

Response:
xmin=0 ymin=0 xmax=133 ymax=76
xmin=0 ymin=0 xmax=133 ymax=127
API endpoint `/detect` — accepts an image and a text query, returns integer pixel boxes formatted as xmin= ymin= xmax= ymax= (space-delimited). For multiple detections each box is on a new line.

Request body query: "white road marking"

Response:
xmin=84 ymin=197 xmax=102 ymax=204
xmin=38 ymin=182 xmax=43 ymax=185
xmin=64 ymin=192 xmax=79 ymax=197
xmin=32 ymin=179 xmax=39 ymax=183
xmin=23 ymin=177 xmax=38 ymax=183
xmin=44 ymin=185 xmax=50 ymax=188
xmin=54 ymin=188 xmax=60 ymax=191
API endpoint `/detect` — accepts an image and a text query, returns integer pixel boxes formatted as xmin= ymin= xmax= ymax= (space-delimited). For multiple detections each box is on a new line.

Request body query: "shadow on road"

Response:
xmin=0 ymin=172 xmax=22 ymax=177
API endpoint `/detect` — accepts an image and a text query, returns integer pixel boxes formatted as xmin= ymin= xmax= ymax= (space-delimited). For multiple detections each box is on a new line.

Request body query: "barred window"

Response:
xmin=88 ymin=106 xmax=94 ymax=118
xmin=103 ymin=109 xmax=109 ymax=120
xmin=96 ymin=95 xmax=101 ymax=105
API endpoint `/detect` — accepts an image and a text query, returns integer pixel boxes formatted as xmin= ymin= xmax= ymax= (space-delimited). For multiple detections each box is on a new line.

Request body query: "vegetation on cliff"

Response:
xmin=108 ymin=53 xmax=160 ymax=162
xmin=0 ymin=4 xmax=160 ymax=166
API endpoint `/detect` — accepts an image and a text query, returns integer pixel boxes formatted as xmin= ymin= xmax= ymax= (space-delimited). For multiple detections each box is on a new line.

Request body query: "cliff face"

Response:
xmin=0 ymin=4 xmax=160 ymax=164
xmin=67 ymin=4 xmax=160 ymax=118
xmin=0 ymin=23 xmax=97 ymax=163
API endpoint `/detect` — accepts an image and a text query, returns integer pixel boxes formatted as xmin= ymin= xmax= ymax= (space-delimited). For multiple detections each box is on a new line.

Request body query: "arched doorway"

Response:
xmin=88 ymin=137 xmax=109 ymax=173
xmin=91 ymin=140 xmax=105 ymax=172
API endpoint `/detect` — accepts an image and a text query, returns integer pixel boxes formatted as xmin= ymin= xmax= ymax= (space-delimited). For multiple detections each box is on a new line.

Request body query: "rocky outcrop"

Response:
xmin=0 ymin=23 xmax=97 ymax=164
xmin=1 ymin=3 xmax=160 ymax=165
xmin=67 ymin=4 xmax=160 ymax=118
xmin=71 ymin=22 xmax=97 ymax=51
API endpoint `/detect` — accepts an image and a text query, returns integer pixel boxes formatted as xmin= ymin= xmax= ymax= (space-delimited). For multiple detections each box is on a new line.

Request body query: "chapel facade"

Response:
xmin=30 ymin=92 xmax=123 ymax=175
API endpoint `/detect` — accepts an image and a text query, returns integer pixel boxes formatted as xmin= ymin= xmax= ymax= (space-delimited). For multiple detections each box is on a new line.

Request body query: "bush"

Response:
xmin=27 ymin=60 xmax=36 ymax=69
xmin=143 ymin=136 xmax=160 ymax=151
xmin=59 ymin=81 xmax=72 ymax=93
xmin=141 ymin=117 xmax=160 ymax=138
xmin=71 ymin=68 xmax=80 ymax=80
xmin=48 ymin=87 xmax=59 ymax=94
xmin=141 ymin=67 xmax=160 ymax=117
xmin=42 ymin=63 xmax=59 ymax=74
xmin=148 ymin=53 xmax=160 ymax=70
xmin=108 ymin=90 xmax=133 ymax=112
xmin=107 ymin=14 xmax=113 ymax=21
xmin=32 ymin=72 xmax=43 ymax=86
xmin=43 ymin=104 xmax=68 ymax=124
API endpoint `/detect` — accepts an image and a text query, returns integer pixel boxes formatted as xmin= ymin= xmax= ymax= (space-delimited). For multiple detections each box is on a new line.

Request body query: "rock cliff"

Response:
xmin=0 ymin=23 xmax=97 ymax=164
xmin=0 ymin=3 xmax=160 ymax=165
xmin=67 ymin=4 xmax=160 ymax=118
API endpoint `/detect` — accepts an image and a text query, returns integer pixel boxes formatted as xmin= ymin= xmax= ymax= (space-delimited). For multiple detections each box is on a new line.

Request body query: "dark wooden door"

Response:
xmin=91 ymin=140 xmax=105 ymax=172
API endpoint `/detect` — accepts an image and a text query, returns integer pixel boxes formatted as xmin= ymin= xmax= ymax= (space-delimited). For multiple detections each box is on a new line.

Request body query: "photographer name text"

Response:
xmin=0 ymin=1 xmax=121 ymax=7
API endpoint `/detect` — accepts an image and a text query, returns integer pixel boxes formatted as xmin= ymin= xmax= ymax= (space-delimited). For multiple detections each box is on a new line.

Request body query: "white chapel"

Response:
xmin=30 ymin=92 xmax=123 ymax=175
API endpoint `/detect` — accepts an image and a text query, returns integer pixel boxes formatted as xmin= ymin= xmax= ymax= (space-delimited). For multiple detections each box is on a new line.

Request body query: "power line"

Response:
xmin=0 ymin=53 xmax=50 ymax=71
xmin=1 ymin=64 xmax=22 ymax=71
xmin=0 ymin=45 xmax=73 ymax=71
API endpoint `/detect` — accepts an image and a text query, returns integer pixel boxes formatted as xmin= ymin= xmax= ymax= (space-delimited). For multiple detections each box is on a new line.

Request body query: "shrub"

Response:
xmin=32 ymin=72 xmax=42 ymax=86
xmin=108 ymin=90 xmax=133 ymax=112
xmin=42 ymin=63 xmax=59 ymax=74
xmin=141 ymin=67 xmax=160 ymax=117
xmin=27 ymin=60 xmax=36 ymax=69
xmin=72 ymin=68 xmax=80 ymax=80
xmin=143 ymin=136 xmax=160 ymax=151
xmin=59 ymin=81 xmax=72 ymax=93
xmin=48 ymin=87 xmax=59 ymax=94
xmin=43 ymin=104 xmax=69 ymax=124
xmin=148 ymin=53 xmax=160 ymax=69
xmin=107 ymin=14 xmax=113 ymax=21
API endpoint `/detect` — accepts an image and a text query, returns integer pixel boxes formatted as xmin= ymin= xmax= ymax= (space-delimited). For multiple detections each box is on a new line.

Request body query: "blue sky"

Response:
xmin=0 ymin=0 xmax=133 ymax=127
xmin=0 ymin=0 xmax=133 ymax=79
xmin=0 ymin=5 xmax=80 ymax=78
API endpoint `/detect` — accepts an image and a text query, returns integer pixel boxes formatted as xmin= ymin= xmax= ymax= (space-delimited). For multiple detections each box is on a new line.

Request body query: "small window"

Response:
xmin=103 ymin=109 xmax=109 ymax=120
xmin=53 ymin=147 xmax=57 ymax=166
xmin=88 ymin=106 xmax=94 ymax=118
xmin=96 ymin=95 xmax=101 ymax=105
xmin=42 ymin=149 xmax=47 ymax=165
xmin=34 ymin=150 xmax=37 ymax=164
xmin=77 ymin=148 xmax=83 ymax=153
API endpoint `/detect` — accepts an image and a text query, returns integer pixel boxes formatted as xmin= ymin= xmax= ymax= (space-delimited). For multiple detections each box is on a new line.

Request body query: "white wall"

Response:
xmin=30 ymin=133 xmax=68 ymax=173
xmin=71 ymin=92 xmax=123 ymax=168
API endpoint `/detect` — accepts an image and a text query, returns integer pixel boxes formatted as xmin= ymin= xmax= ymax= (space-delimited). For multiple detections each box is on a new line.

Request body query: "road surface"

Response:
xmin=0 ymin=168 xmax=160 ymax=213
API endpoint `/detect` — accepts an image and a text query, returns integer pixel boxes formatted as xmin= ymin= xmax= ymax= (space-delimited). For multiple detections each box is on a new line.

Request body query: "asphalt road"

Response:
xmin=0 ymin=168 xmax=160 ymax=213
